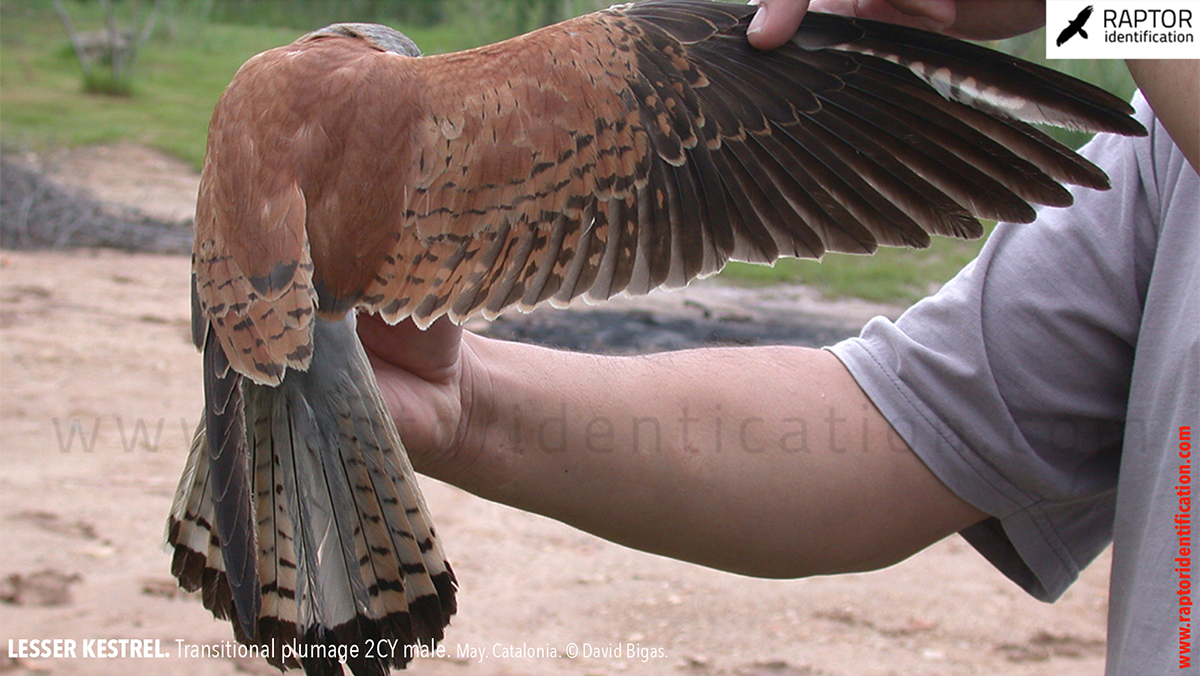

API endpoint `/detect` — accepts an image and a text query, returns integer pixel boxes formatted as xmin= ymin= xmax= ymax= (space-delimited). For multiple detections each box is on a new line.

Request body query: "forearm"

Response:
xmin=443 ymin=335 xmax=984 ymax=578
xmin=1126 ymin=59 xmax=1200 ymax=174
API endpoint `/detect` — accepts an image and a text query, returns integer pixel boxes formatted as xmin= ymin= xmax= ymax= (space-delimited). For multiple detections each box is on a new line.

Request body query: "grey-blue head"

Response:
xmin=305 ymin=22 xmax=421 ymax=57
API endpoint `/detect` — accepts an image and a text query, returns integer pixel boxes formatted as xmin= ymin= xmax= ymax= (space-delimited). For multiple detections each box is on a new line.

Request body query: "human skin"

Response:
xmin=361 ymin=314 xmax=987 ymax=578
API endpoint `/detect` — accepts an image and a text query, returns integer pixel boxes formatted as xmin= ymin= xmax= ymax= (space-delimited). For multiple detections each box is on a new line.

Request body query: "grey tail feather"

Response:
xmin=169 ymin=313 xmax=456 ymax=674
xmin=202 ymin=324 xmax=260 ymax=640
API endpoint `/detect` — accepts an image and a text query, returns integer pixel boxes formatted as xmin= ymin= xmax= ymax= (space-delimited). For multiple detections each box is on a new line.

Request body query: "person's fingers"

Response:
xmin=747 ymin=0 xmax=811 ymax=50
xmin=938 ymin=1 xmax=1045 ymax=40
xmin=357 ymin=312 xmax=463 ymax=383
xmin=809 ymin=0 xmax=1044 ymax=39
xmin=875 ymin=0 xmax=956 ymax=30
xmin=808 ymin=0 xmax=953 ymax=31
xmin=358 ymin=313 xmax=467 ymax=461
xmin=747 ymin=0 xmax=1044 ymax=50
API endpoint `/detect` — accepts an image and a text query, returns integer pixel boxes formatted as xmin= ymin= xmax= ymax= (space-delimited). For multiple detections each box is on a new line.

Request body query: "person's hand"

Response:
xmin=747 ymin=0 xmax=813 ymax=49
xmin=747 ymin=0 xmax=1048 ymax=50
xmin=357 ymin=313 xmax=478 ymax=478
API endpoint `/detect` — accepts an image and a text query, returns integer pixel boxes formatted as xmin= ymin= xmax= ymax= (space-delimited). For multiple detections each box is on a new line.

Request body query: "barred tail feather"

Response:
xmin=168 ymin=423 xmax=244 ymax=633
xmin=168 ymin=314 xmax=456 ymax=675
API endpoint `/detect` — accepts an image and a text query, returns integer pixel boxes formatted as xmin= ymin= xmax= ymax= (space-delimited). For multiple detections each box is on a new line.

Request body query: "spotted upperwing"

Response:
xmin=176 ymin=1 xmax=1146 ymax=674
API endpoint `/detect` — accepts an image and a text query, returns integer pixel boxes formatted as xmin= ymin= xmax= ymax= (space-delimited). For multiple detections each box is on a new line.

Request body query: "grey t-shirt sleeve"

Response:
xmin=829 ymin=94 xmax=1161 ymax=602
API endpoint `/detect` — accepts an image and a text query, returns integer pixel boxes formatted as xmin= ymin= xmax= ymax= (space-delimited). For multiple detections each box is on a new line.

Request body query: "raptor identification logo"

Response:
xmin=1046 ymin=0 xmax=1199 ymax=58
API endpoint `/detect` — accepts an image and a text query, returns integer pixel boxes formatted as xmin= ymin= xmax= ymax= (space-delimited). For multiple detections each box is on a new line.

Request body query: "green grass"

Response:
xmin=721 ymin=223 xmax=994 ymax=304
xmin=1 ymin=5 xmax=294 ymax=167
xmin=0 ymin=1 xmax=499 ymax=168
xmin=0 ymin=6 xmax=1134 ymax=304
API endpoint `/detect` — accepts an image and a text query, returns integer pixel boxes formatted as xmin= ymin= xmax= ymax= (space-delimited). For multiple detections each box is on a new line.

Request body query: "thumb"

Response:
xmin=747 ymin=0 xmax=812 ymax=50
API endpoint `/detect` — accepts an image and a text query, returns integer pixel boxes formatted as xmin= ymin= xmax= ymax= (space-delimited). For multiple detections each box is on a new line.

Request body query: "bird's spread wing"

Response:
xmin=193 ymin=0 xmax=1146 ymax=386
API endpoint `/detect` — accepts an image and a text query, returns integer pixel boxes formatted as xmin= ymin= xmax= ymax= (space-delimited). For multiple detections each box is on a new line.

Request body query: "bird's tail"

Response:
xmin=168 ymin=314 xmax=456 ymax=675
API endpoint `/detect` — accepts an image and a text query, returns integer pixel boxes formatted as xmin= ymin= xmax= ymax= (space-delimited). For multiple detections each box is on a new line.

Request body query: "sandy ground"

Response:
xmin=0 ymin=146 xmax=1112 ymax=675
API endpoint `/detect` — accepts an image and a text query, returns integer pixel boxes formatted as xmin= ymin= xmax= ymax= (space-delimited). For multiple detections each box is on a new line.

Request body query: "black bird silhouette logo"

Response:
xmin=1057 ymin=5 xmax=1094 ymax=46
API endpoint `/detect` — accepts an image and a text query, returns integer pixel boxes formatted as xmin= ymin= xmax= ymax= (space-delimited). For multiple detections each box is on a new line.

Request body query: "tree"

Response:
xmin=52 ymin=0 xmax=166 ymax=96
